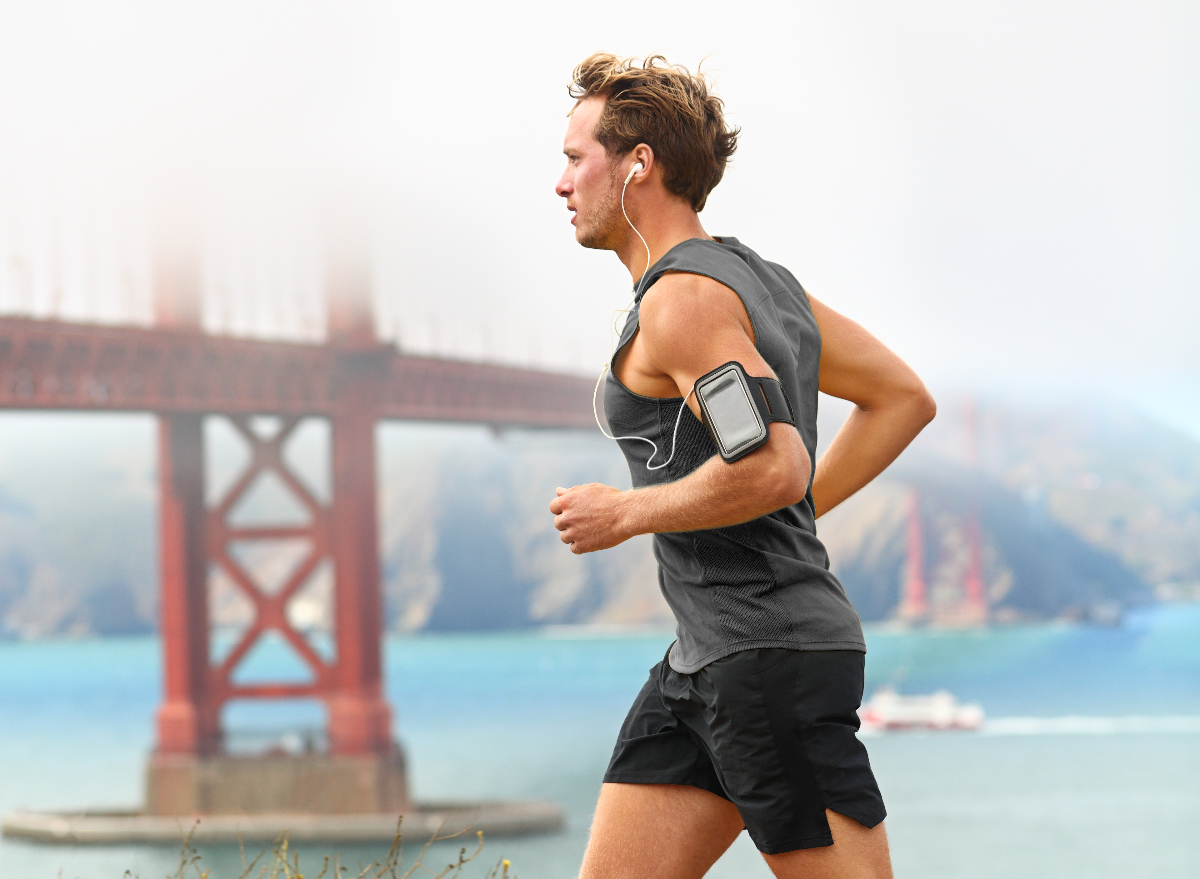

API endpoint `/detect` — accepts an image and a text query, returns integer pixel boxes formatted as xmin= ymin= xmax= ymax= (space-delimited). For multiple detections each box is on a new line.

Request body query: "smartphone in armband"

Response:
xmin=694 ymin=361 xmax=796 ymax=463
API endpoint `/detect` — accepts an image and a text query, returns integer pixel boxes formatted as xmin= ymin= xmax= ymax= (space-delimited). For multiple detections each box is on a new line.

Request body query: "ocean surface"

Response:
xmin=1 ymin=603 xmax=1198 ymax=878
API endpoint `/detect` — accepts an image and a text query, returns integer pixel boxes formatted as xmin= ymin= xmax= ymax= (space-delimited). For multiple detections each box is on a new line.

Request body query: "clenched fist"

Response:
xmin=549 ymin=483 xmax=634 ymax=554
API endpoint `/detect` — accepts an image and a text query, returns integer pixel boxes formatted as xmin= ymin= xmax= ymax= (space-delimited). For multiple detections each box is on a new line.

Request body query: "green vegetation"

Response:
xmin=130 ymin=820 xmax=514 ymax=879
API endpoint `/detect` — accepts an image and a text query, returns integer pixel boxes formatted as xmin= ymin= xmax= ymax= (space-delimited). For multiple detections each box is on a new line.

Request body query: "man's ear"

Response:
xmin=631 ymin=144 xmax=655 ymax=179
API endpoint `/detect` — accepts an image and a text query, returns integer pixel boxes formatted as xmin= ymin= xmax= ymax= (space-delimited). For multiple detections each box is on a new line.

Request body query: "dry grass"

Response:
xmin=123 ymin=818 xmax=513 ymax=879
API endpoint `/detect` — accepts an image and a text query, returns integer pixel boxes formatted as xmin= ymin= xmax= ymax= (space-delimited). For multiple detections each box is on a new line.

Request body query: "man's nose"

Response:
xmin=555 ymin=173 xmax=572 ymax=198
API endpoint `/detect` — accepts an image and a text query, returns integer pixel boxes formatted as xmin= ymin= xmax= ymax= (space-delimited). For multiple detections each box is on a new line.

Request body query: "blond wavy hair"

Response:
xmin=569 ymin=53 xmax=739 ymax=212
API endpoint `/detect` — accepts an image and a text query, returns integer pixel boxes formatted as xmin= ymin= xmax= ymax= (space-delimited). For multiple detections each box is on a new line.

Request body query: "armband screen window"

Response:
xmin=695 ymin=364 xmax=769 ymax=461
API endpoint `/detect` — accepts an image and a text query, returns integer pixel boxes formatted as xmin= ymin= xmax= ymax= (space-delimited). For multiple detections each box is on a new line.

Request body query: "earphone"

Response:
xmin=592 ymin=158 xmax=696 ymax=472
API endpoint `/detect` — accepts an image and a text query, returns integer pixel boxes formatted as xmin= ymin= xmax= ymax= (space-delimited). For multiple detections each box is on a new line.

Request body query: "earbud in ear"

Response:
xmin=625 ymin=162 xmax=644 ymax=184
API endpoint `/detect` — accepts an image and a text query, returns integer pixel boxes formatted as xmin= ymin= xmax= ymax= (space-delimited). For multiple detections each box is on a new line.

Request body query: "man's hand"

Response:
xmin=550 ymin=484 xmax=633 ymax=555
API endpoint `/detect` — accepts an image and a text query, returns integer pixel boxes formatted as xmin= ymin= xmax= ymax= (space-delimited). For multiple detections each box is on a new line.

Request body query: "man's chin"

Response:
xmin=576 ymin=228 xmax=615 ymax=251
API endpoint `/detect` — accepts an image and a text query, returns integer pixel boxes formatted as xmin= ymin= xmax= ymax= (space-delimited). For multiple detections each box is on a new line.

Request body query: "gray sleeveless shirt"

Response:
xmin=604 ymin=237 xmax=866 ymax=673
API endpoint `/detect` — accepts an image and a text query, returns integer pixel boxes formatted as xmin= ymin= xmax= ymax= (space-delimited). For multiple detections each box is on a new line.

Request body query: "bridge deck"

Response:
xmin=0 ymin=316 xmax=597 ymax=428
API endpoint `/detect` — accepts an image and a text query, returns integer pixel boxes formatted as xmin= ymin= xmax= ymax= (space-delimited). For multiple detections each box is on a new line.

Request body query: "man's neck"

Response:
xmin=616 ymin=197 xmax=712 ymax=288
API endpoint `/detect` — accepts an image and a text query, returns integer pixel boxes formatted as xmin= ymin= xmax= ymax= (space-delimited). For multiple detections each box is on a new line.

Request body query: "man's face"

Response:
xmin=555 ymin=97 xmax=624 ymax=250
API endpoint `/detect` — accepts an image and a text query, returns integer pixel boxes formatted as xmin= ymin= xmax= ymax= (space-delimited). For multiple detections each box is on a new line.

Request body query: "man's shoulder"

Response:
xmin=653 ymin=236 xmax=749 ymax=274
xmin=652 ymin=237 xmax=797 ymax=296
xmin=651 ymin=239 xmax=802 ymax=318
xmin=638 ymin=271 xmax=752 ymax=354
xmin=640 ymin=270 xmax=741 ymax=320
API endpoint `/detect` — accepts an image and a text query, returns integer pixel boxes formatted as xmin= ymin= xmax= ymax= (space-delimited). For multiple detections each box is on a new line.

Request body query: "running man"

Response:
xmin=550 ymin=54 xmax=935 ymax=879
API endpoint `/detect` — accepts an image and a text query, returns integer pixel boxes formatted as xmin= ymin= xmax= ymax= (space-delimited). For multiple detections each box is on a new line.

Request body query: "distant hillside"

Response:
xmin=909 ymin=398 xmax=1200 ymax=599
xmin=818 ymin=468 xmax=1148 ymax=623
xmin=0 ymin=415 xmax=157 ymax=638
xmin=375 ymin=426 xmax=671 ymax=633
xmin=0 ymin=396 xmax=1194 ymax=639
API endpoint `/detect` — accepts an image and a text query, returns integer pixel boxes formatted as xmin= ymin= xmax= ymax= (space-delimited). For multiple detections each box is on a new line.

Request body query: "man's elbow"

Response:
xmin=758 ymin=441 xmax=810 ymax=509
xmin=781 ymin=466 xmax=810 ymax=508
xmin=894 ymin=369 xmax=936 ymax=428
xmin=913 ymin=384 xmax=937 ymax=427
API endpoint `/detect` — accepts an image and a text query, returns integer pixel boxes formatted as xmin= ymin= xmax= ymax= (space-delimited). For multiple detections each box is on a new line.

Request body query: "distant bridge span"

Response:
xmin=0 ymin=315 xmax=595 ymax=427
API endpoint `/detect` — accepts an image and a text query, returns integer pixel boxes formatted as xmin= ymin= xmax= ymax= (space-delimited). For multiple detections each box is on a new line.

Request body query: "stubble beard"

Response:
xmin=576 ymin=168 xmax=626 ymax=252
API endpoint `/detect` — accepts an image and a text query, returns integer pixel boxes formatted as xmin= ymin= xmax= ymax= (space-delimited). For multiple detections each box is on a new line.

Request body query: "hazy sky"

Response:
xmin=1 ymin=1 xmax=1197 ymax=433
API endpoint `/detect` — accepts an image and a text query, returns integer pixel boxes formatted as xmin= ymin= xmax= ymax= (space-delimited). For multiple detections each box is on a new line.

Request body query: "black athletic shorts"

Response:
xmin=603 ymin=648 xmax=886 ymax=855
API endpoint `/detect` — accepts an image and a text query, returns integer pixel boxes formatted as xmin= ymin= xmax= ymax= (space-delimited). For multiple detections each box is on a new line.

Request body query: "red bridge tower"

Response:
xmin=0 ymin=245 xmax=595 ymax=815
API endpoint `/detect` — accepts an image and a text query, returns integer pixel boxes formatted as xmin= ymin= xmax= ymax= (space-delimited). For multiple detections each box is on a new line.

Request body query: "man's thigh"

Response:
xmin=579 ymin=782 xmax=745 ymax=879
xmin=762 ymin=810 xmax=893 ymax=879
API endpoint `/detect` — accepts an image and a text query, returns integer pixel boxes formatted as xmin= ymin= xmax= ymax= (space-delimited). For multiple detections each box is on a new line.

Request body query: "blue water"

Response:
xmin=1 ymin=604 xmax=1199 ymax=878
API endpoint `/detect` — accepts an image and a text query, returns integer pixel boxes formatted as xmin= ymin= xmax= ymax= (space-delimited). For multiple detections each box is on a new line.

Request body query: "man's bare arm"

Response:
xmin=550 ymin=273 xmax=811 ymax=554
xmin=808 ymin=295 xmax=936 ymax=518
xmin=552 ymin=418 xmax=804 ymax=553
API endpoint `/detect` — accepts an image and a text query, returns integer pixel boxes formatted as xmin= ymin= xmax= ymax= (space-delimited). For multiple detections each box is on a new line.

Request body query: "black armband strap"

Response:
xmin=694 ymin=361 xmax=796 ymax=463
xmin=751 ymin=375 xmax=796 ymax=425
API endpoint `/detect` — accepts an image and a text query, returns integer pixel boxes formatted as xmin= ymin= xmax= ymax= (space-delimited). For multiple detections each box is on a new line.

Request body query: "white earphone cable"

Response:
xmin=592 ymin=165 xmax=695 ymax=472
xmin=593 ymin=368 xmax=695 ymax=471
xmin=622 ymin=170 xmax=653 ymax=303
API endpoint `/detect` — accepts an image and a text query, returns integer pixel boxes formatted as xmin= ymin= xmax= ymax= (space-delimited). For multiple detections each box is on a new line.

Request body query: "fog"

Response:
xmin=0 ymin=1 xmax=1196 ymax=430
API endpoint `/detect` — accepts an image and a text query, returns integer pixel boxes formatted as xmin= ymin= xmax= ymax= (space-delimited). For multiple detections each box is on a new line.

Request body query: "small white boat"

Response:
xmin=858 ymin=687 xmax=984 ymax=732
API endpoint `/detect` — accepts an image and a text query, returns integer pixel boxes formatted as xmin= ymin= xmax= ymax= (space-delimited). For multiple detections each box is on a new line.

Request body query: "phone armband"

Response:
xmin=694 ymin=361 xmax=796 ymax=463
